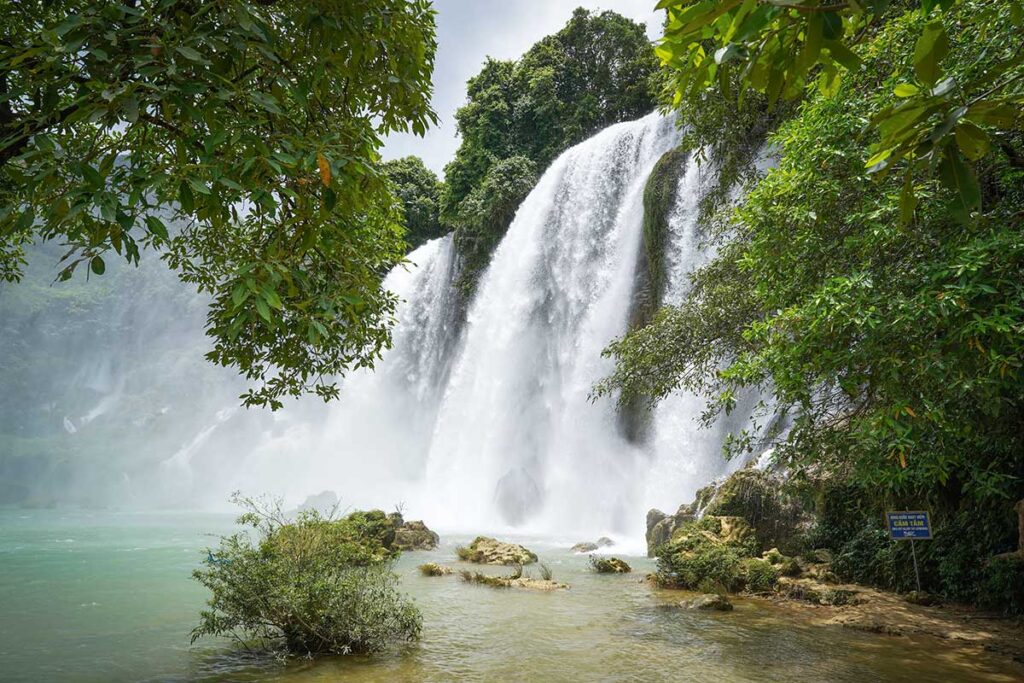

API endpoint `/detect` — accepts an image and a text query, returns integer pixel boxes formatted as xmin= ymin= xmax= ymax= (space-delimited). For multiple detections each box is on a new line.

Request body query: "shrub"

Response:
xmin=539 ymin=562 xmax=553 ymax=581
xmin=742 ymin=558 xmax=779 ymax=593
xmin=418 ymin=563 xmax=451 ymax=577
xmin=656 ymin=543 xmax=744 ymax=592
xmin=191 ymin=494 xmax=421 ymax=656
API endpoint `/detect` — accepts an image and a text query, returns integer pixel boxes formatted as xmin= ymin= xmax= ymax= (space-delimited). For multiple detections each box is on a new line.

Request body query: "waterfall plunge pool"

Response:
xmin=0 ymin=509 xmax=1020 ymax=682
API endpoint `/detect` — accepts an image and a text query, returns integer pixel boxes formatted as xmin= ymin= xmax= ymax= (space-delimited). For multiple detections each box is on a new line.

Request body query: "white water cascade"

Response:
xmin=7 ymin=112 xmax=760 ymax=541
xmin=230 ymin=112 xmax=751 ymax=541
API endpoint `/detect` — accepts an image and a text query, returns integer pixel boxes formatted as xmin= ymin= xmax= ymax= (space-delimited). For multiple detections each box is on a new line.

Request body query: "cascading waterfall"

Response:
xmin=5 ymin=112 xmax=767 ymax=542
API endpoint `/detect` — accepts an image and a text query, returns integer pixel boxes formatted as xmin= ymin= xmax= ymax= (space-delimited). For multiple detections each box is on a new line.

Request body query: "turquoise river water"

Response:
xmin=1 ymin=509 xmax=1021 ymax=682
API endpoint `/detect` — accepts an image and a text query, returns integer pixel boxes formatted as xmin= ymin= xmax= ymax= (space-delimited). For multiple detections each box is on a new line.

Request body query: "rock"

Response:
xmin=458 ymin=569 xmax=568 ymax=590
xmin=680 ymin=593 xmax=734 ymax=611
xmin=590 ymin=557 xmax=632 ymax=573
xmin=596 ymin=536 xmax=615 ymax=548
xmin=418 ymin=563 xmax=453 ymax=576
xmin=390 ymin=517 xmax=439 ymax=551
xmin=701 ymin=467 xmax=811 ymax=555
xmin=457 ymin=536 xmax=537 ymax=565
xmin=762 ymin=547 xmax=785 ymax=564
xmin=646 ymin=508 xmax=678 ymax=557
xmin=571 ymin=542 xmax=599 ymax=553
xmin=904 ymin=590 xmax=941 ymax=606
xmin=779 ymin=579 xmax=821 ymax=604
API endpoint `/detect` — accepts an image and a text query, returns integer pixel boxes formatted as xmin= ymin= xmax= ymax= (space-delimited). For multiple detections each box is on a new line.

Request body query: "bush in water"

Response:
xmin=191 ymin=494 xmax=421 ymax=656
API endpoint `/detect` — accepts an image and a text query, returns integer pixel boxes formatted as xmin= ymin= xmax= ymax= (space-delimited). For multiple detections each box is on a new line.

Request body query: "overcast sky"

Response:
xmin=381 ymin=1 xmax=663 ymax=176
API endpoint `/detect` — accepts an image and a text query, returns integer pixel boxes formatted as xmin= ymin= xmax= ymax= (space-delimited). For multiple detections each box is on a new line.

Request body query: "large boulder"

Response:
xmin=457 ymin=536 xmax=537 ymax=565
xmin=648 ymin=466 xmax=810 ymax=556
xmin=571 ymin=542 xmax=599 ymax=553
xmin=590 ymin=557 xmax=632 ymax=573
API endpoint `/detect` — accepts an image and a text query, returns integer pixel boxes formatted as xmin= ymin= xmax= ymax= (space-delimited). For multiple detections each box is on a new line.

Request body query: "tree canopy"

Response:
xmin=0 ymin=0 xmax=437 ymax=409
xmin=441 ymin=7 xmax=661 ymax=294
xmin=382 ymin=155 xmax=446 ymax=251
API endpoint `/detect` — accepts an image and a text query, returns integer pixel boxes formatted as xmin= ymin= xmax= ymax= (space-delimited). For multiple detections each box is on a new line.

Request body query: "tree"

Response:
xmin=654 ymin=0 xmax=1024 ymax=222
xmin=382 ymin=156 xmax=446 ymax=251
xmin=0 ymin=0 xmax=438 ymax=409
xmin=439 ymin=8 xmax=660 ymax=295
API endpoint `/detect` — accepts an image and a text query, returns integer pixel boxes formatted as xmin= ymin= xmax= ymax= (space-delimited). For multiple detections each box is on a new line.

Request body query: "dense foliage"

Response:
xmin=382 ymin=156 xmax=446 ymax=251
xmin=601 ymin=0 xmax=1024 ymax=606
xmin=192 ymin=496 xmax=421 ymax=656
xmin=441 ymin=8 xmax=660 ymax=294
xmin=0 ymin=0 xmax=437 ymax=409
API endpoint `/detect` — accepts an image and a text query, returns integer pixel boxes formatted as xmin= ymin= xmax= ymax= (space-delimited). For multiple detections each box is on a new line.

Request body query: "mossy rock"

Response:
xmin=820 ymin=588 xmax=862 ymax=606
xmin=680 ymin=593 xmax=733 ymax=611
xmin=701 ymin=467 xmax=810 ymax=555
xmin=456 ymin=536 xmax=537 ymax=565
xmin=590 ymin=557 xmax=632 ymax=574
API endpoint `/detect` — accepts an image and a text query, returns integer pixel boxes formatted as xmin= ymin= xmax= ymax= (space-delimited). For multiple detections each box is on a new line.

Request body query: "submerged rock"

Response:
xmin=571 ymin=542 xmax=599 ymax=553
xmin=457 ymin=536 xmax=537 ymax=565
xmin=571 ymin=537 xmax=615 ymax=553
xmin=680 ymin=593 xmax=733 ymax=611
xmin=590 ymin=557 xmax=632 ymax=574
xmin=458 ymin=569 xmax=568 ymax=591
xmin=419 ymin=563 xmax=453 ymax=577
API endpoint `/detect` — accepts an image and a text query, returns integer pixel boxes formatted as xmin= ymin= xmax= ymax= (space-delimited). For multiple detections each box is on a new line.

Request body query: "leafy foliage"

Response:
xmin=191 ymin=495 xmax=421 ymax=656
xmin=382 ymin=156 xmax=447 ymax=251
xmin=441 ymin=8 xmax=660 ymax=294
xmin=0 ymin=0 xmax=438 ymax=408
xmin=602 ymin=0 xmax=1023 ymax=609
xmin=655 ymin=0 xmax=1024 ymax=221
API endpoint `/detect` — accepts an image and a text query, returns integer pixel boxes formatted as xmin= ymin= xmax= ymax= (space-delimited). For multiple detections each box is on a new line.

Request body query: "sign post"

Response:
xmin=885 ymin=511 xmax=932 ymax=593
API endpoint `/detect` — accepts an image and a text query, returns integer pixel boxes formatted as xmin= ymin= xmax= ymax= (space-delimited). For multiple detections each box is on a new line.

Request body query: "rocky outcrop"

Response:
xmin=459 ymin=570 xmax=568 ymax=591
xmin=393 ymin=520 xmax=439 ymax=551
xmin=680 ymin=593 xmax=733 ymax=611
xmin=387 ymin=513 xmax=439 ymax=550
xmin=457 ymin=536 xmax=537 ymax=565
xmin=647 ymin=466 xmax=811 ymax=556
xmin=590 ymin=557 xmax=632 ymax=573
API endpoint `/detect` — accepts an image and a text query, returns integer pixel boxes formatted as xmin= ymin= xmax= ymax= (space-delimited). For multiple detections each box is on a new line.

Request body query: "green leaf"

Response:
xmin=187 ymin=177 xmax=212 ymax=195
xmin=90 ymin=255 xmax=105 ymax=275
xmin=893 ymin=83 xmax=919 ymax=98
xmin=966 ymin=102 xmax=1023 ymax=129
xmin=255 ymin=296 xmax=272 ymax=323
xmin=913 ymin=20 xmax=948 ymax=87
xmin=937 ymin=147 xmax=980 ymax=222
xmin=145 ymin=215 xmax=169 ymax=239
xmin=826 ymin=41 xmax=861 ymax=71
xmin=955 ymin=121 xmax=990 ymax=161
xmin=175 ymin=45 xmax=205 ymax=62
xmin=82 ymin=164 xmax=104 ymax=190
xmin=178 ymin=181 xmax=195 ymax=213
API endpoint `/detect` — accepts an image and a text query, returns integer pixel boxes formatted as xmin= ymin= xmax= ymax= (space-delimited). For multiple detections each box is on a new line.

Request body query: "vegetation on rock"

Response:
xmin=457 ymin=536 xmax=538 ymax=565
xmin=418 ymin=563 xmax=452 ymax=577
xmin=191 ymin=495 xmax=421 ymax=656
xmin=441 ymin=8 xmax=660 ymax=296
xmin=589 ymin=557 xmax=632 ymax=574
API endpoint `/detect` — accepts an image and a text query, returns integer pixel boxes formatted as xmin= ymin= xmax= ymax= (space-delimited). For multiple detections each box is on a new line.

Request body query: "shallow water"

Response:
xmin=1 ymin=510 xmax=1020 ymax=682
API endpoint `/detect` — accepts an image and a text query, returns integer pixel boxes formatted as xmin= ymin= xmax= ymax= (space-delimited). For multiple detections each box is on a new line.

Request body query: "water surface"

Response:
xmin=1 ymin=509 xmax=1019 ymax=682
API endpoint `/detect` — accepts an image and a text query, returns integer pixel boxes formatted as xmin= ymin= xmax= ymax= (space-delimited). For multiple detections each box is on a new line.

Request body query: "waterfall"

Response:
xmin=5 ymin=112 xmax=765 ymax=542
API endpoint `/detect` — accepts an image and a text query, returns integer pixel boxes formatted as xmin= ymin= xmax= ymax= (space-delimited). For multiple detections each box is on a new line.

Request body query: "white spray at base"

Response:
xmin=224 ymin=112 xmax=761 ymax=544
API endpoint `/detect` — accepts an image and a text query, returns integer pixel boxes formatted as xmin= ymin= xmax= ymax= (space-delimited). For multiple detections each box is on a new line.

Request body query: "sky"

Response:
xmin=381 ymin=1 xmax=663 ymax=176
